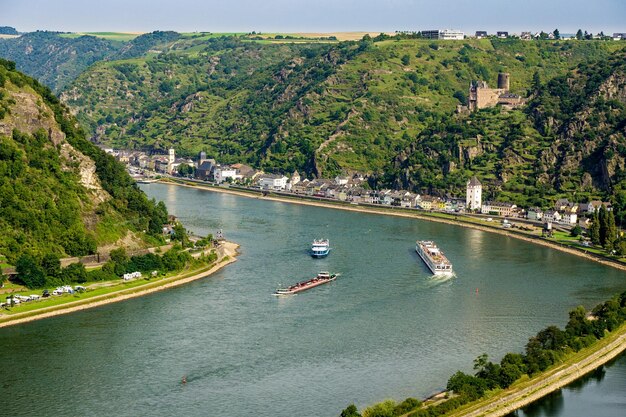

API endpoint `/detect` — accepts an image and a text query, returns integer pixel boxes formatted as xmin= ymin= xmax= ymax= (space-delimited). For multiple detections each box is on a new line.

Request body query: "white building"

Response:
xmin=214 ymin=166 xmax=242 ymax=184
xmin=561 ymin=212 xmax=578 ymax=225
xmin=258 ymin=174 xmax=288 ymax=190
xmin=422 ymin=29 xmax=464 ymax=40
xmin=543 ymin=210 xmax=562 ymax=223
xmin=466 ymin=176 xmax=482 ymax=212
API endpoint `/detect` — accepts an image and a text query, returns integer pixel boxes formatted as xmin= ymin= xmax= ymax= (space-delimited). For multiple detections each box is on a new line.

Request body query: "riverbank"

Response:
xmin=160 ymin=180 xmax=626 ymax=272
xmin=447 ymin=323 xmax=626 ymax=417
xmin=0 ymin=242 xmax=239 ymax=329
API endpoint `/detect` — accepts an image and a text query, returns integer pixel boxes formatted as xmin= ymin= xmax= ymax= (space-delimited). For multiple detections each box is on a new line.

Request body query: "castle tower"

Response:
xmin=168 ymin=148 xmax=176 ymax=165
xmin=497 ymin=72 xmax=510 ymax=91
xmin=466 ymin=176 xmax=482 ymax=212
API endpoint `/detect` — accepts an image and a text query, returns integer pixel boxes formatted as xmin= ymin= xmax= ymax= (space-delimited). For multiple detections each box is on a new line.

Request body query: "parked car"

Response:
xmin=42 ymin=289 xmax=50 ymax=298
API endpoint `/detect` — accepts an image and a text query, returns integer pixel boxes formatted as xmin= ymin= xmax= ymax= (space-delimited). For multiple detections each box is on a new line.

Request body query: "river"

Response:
xmin=0 ymin=183 xmax=624 ymax=417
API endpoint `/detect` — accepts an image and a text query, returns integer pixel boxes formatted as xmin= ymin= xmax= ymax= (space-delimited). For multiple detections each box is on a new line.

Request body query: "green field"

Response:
xmin=59 ymin=31 xmax=141 ymax=41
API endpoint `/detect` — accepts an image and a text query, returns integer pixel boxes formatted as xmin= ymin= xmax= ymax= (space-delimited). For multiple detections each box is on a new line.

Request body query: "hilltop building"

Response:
xmin=421 ymin=29 xmax=464 ymax=40
xmin=466 ymin=176 xmax=482 ymax=212
xmin=475 ymin=31 xmax=488 ymax=39
xmin=468 ymin=73 xmax=526 ymax=111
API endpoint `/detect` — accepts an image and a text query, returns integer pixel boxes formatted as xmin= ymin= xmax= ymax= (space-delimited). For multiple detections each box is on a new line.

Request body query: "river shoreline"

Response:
xmin=161 ymin=180 xmax=626 ymax=272
xmin=158 ymin=181 xmax=626 ymax=417
xmin=0 ymin=242 xmax=239 ymax=329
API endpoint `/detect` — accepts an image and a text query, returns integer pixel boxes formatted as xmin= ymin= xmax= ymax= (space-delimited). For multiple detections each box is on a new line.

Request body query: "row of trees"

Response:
xmin=588 ymin=205 xmax=620 ymax=251
xmin=341 ymin=291 xmax=626 ymax=417
xmin=15 ymin=253 xmax=89 ymax=288
xmin=12 ymin=244 xmax=213 ymax=289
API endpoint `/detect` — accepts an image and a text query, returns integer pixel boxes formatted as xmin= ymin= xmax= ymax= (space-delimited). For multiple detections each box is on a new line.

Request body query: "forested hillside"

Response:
xmin=0 ymin=31 xmax=184 ymax=92
xmin=0 ymin=59 xmax=168 ymax=262
xmin=60 ymin=37 xmax=623 ymax=177
xmin=4 ymin=31 xmax=625 ymax=219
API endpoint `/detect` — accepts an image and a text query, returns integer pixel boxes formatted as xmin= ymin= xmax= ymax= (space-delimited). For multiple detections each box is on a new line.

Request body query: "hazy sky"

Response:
xmin=3 ymin=0 xmax=625 ymax=34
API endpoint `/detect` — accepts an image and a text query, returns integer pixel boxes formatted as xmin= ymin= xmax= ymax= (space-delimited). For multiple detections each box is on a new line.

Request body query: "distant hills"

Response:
xmin=1 ymin=31 xmax=626 ymax=222
xmin=0 ymin=59 xmax=167 ymax=262
xmin=0 ymin=27 xmax=18 ymax=36
xmin=0 ymin=31 xmax=182 ymax=92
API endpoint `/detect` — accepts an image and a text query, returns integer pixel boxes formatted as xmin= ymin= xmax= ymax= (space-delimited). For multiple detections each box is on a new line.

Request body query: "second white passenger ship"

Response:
xmin=415 ymin=240 xmax=453 ymax=275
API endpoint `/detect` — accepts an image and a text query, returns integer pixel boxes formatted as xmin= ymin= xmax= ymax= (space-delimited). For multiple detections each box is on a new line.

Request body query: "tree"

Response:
xmin=16 ymin=254 xmax=46 ymax=289
xmin=576 ymin=29 xmax=583 ymax=40
xmin=599 ymin=205 xmax=608 ymax=246
xmin=453 ymin=90 xmax=467 ymax=105
xmin=393 ymin=398 xmax=421 ymax=415
xmin=110 ymin=247 xmax=129 ymax=265
xmin=605 ymin=210 xmax=617 ymax=251
xmin=171 ymin=223 xmax=190 ymax=247
xmin=553 ymin=29 xmax=560 ymax=39
xmin=41 ymin=253 xmax=61 ymax=278
xmin=63 ymin=263 xmax=88 ymax=283
xmin=109 ymin=247 xmax=129 ymax=276
xmin=531 ymin=71 xmax=542 ymax=93
xmin=362 ymin=400 xmax=395 ymax=417
xmin=340 ymin=405 xmax=362 ymax=417
xmin=590 ymin=211 xmax=600 ymax=245
xmin=570 ymin=225 xmax=582 ymax=237
xmin=178 ymin=163 xmax=195 ymax=177
xmin=401 ymin=54 xmax=411 ymax=66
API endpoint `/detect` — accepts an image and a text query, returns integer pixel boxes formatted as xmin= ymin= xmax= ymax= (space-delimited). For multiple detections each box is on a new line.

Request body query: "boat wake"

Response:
xmin=425 ymin=272 xmax=456 ymax=287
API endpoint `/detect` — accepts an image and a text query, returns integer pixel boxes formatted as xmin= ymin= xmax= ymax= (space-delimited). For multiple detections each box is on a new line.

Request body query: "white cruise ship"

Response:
xmin=415 ymin=241 xmax=453 ymax=275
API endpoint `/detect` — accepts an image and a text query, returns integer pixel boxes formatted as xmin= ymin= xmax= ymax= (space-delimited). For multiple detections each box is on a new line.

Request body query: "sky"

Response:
xmin=2 ymin=0 xmax=625 ymax=35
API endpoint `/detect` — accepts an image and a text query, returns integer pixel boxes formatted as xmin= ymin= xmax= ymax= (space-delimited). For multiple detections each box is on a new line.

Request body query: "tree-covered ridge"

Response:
xmin=0 ymin=27 xmax=18 ymax=36
xmin=0 ymin=59 xmax=168 ymax=263
xmin=0 ymin=31 xmax=122 ymax=92
xmin=116 ymin=30 xmax=181 ymax=59
xmin=0 ymin=31 xmax=185 ymax=93
xmin=61 ymin=37 xmax=624 ymax=178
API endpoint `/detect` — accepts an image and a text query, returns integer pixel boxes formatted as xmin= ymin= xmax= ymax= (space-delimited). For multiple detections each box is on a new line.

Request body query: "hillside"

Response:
xmin=0 ymin=59 xmax=168 ymax=263
xmin=60 ymin=37 xmax=623 ymax=171
xmin=0 ymin=31 xmax=121 ymax=93
xmin=386 ymin=49 xmax=626 ymax=216
xmin=0 ymin=31 xmax=186 ymax=93
xmin=52 ymin=35 xmax=626 ymax=218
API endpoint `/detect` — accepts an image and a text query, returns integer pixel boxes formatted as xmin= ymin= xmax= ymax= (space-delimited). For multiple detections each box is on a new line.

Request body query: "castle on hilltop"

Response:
xmin=468 ymin=72 xmax=526 ymax=111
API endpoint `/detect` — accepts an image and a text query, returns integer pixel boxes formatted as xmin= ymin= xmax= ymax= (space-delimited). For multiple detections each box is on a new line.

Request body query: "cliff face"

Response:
xmin=531 ymin=52 xmax=626 ymax=193
xmin=0 ymin=87 xmax=110 ymax=204
xmin=0 ymin=60 xmax=166 ymax=261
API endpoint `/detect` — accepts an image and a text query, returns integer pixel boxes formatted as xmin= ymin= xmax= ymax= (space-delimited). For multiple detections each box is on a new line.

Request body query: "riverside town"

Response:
xmin=119 ymin=147 xmax=615 ymax=235
xmin=2 ymin=4 xmax=626 ymax=417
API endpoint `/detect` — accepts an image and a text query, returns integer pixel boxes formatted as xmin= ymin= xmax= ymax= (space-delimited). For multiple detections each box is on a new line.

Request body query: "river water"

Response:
xmin=1 ymin=183 xmax=624 ymax=417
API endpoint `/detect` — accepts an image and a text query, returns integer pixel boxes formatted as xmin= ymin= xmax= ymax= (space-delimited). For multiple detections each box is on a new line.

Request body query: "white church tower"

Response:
xmin=466 ymin=176 xmax=482 ymax=212
xmin=167 ymin=148 xmax=176 ymax=174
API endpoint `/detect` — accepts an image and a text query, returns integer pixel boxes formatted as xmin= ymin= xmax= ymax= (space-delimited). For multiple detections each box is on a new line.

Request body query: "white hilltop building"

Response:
xmin=466 ymin=176 xmax=482 ymax=212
